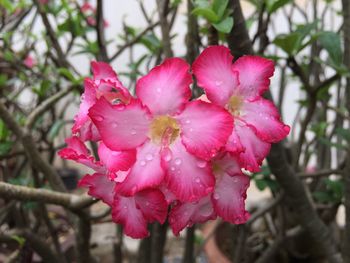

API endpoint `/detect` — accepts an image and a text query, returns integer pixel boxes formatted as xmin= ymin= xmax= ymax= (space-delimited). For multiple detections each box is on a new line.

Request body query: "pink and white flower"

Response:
xmin=24 ymin=55 xmax=36 ymax=68
xmin=89 ymin=58 xmax=233 ymax=202
xmin=192 ymin=45 xmax=290 ymax=172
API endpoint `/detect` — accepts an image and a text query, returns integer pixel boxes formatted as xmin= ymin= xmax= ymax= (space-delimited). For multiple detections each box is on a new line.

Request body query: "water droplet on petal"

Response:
xmin=145 ymin=202 xmax=150 ymax=207
xmin=145 ymin=153 xmax=153 ymax=161
xmin=195 ymin=177 xmax=201 ymax=183
xmin=189 ymin=128 xmax=194 ymax=132
xmin=170 ymin=166 xmax=176 ymax=171
xmin=196 ymin=160 xmax=206 ymax=168
xmin=233 ymin=177 xmax=239 ymax=183
xmin=185 ymin=119 xmax=191 ymax=124
xmin=131 ymin=129 xmax=137 ymax=135
xmin=140 ymin=160 xmax=146 ymax=166
xmin=175 ymin=158 xmax=182 ymax=165
xmin=123 ymin=205 xmax=128 ymax=209
xmin=156 ymin=87 xmax=161 ymax=93
xmin=95 ymin=116 xmax=104 ymax=121
xmin=112 ymin=122 xmax=118 ymax=128
xmin=162 ymin=148 xmax=172 ymax=162
xmin=117 ymin=105 xmax=126 ymax=110
xmin=215 ymin=80 xmax=223 ymax=86
xmin=213 ymin=192 xmax=220 ymax=200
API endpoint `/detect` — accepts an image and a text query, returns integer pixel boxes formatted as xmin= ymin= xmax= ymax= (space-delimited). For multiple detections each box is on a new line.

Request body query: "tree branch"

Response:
xmin=0 ymin=182 xmax=93 ymax=210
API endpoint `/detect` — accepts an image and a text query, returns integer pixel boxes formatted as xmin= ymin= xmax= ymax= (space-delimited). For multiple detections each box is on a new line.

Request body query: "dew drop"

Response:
xmin=131 ymin=129 xmax=137 ymax=135
xmin=145 ymin=153 xmax=153 ymax=161
xmin=162 ymin=148 xmax=172 ymax=162
xmin=95 ymin=116 xmax=104 ymax=121
xmin=140 ymin=160 xmax=146 ymax=166
xmin=156 ymin=87 xmax=161 ymax=93
xmin=196 ymin=160 xmax=206 ymax=168
xmin=145 ymin=202 xmax=150 ymax=207
xmin=215 ymin=80 xmax=223 ymax=86
xmin=185 ymin=119 xmax=191 ymax=124
xmin=175 ymin=158 xmax=182 ymax=165
xmin=117 ymin=105 xmax=126 ymax=110
xmin=123 ymin=205 xmax=128 ymax=209
xmin=189 ymin=128 xmax=194 ymax=132
xmin=112 ymin=122 xmax=118 ymax=128
xmin=233 ymin=177 xmax=239 ymax=183
xmin=213 ymin=192 xmax=220 ymax=200
xmin=195 ymin=177 xmax=201 ymax=183
xmin=170 ymin=166 xmax=176 ymax=171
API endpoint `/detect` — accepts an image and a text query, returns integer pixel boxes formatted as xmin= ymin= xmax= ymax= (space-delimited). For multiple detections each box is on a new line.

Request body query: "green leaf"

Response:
xmin=192 ymin=7 xmax=220 ymax=23
xmin=0 ymin=0 xmax=15 ymax=12
xmin=266 ymin=0 xmax=292 ymax=14
xmin=212 ymin=0 xmax=229 ymax=19
xmin=0 ymin=74 xmax=7 ymax=87
xmin=212 ymin=16 xmax=233 ymax=33
xmin=313 ymin=191 xmax=332 ymax=203
xmin=255 ymin=179 xmax=268 ymax=191
xmin=318 ymin=31 xmax=343 ymax=65
xmin=273 ymin=33 xmax=303 ymax=55
xmin=11 ymin=235 xmax=26 ymax=247
xmin=319 ymin=137 xmax=347 ymax=150
xmin=0 ymin=141 xmax=13 ymax=155
xmin=140 ymin=34 xmax=161 ymax=53
xmin=310 ymin=122 xmax=327 ymax=137
xmin=336 ymin=127 xmax=350 ymax=142
xmin=58 ymin=68 xmax=76 ymax=82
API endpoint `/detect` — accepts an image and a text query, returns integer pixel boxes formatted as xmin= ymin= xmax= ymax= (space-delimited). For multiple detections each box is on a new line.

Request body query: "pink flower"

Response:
xmin=88 ymin=58 xmax=233 ymax=202
xmin=192 ymin=46 xmax=290 ymax=172
xmin=72 ymin=61 xmax=131 ymax=141
xmin=60 ymin=47 xmax=290 ymax=238
xmin=24 ymin=55 xmax=36 ymax=68
xmin=81 ymin=2 xmax=95 ymax=13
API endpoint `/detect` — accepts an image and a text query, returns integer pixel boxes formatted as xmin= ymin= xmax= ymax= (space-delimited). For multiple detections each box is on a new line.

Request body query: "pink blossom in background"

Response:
xmin=24 ymin=55 xmax=36 ymax=68
xmin=39 ymin=0 xmax=49 ymax=4
xmin=59 ymin=46 xmax=289 ymax=238
xmin=81 ymin=2 xmax=109 ymax=28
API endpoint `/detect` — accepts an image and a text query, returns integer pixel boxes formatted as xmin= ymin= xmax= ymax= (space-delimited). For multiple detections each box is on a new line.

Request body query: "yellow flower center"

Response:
xmin=150 ymin=116 xmax=180 ymax=145
xmin=227 ymin=95 xmax=243 ymax=116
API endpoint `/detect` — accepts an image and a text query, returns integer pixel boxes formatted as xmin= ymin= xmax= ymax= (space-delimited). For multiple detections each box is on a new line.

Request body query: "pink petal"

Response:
xmin=164 ymin=139 xmax=215 ymax=202
xmin=91 ymin=61 xmax=117 ymax=80
xmin=226 ymin=127 xmax=245 ymax=154
xmin=112 ymin=195 xmax=149 ymax=238
xmin=232 ymin=55 xmax=274 ymax=100
xmin=159 ymin=184 xmax=177 ymax=205
xmin=212 ymin=172 xmax=250 ymax=224
xmin=192 ymin=46 xmax=239 ymax=106
xmin=78 ymin=173 xmax=115 ymax=206
xmin=97 ymin=79 xmax=131 ymax=104
xmin=177 ymin=100 xmax=233 ymax=160
xmin=24 ymin=55 xmax=36 ymax=68
xmin=169 ymin=196 xmax=216 ymax=235
xmin=115 ymin=140 xmax=165 ymax=196
xmin=78 ymin=121 xmax=101 ymax=142
xmin=135 ymin=189 xmax=168 ymax=224
xmin=89 ymin=97 xmax=151 ymax=151
xmin=136 ymin=58 xmax=192 ymax=115
xmin=72 ymin=79 xmax=97 ymax=134
xmin=213 ymin=152 xmax=242 ymax=176
xmin=98 ymin=142 xmax=136 ymax=173
xmin=58 ymin=136 xmax=103 ymax=172
xmin=234 ymin=122 xmax=271 ymax=172
xmin=240 ymin=98 xmax=290 ymax=143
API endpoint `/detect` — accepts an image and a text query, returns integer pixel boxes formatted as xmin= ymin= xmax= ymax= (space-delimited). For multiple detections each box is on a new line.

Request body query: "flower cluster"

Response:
xmin=59 ymin=45 xmax=289 ymax=238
